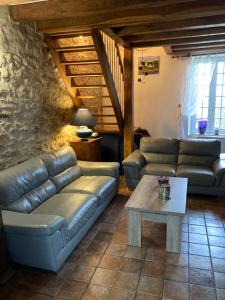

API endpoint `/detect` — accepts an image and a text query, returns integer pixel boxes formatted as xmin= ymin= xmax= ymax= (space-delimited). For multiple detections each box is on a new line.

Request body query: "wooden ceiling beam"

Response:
xmin=20 ymin=0 xmax=225 ymax=34
xmin=172 ymin=48 xmax=225 ymax=57
xmin=114 ymin=15 xmax=225 ymax=36
xmin=172 ymin=41 xmax=225 ymax=50
xmin=130 ymin=34 xmax=225 ymax=48
xmin=173 ymin=45 xmax=225 ymax=54
xmin=123 ymin=27 xmax=225 ymax=43
xmin=10 ymin=0 xmax=199 ymax=22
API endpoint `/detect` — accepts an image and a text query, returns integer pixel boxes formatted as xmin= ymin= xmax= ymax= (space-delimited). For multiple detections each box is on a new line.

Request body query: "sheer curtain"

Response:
xmin=177 ymin=55 xmax=218 ymax=139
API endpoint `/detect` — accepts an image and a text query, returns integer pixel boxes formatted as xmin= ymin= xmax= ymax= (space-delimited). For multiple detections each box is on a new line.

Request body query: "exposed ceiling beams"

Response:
xmin=0 ymin=0 xmax=46 ymax=5
xmin=9 ymin=0 xmax=225 ymax=57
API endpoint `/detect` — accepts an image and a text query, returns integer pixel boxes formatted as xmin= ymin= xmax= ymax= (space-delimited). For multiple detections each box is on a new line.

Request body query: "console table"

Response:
xmin=70 ymin=137 xmax=102 ymax=161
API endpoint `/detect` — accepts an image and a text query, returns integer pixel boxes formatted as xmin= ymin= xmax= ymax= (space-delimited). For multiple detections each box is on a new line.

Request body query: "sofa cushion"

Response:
xmin=0 ymin=158 xmax=56 ymax=213
xmin=141 ymin=163 xmax=177 ymax=177
xmin=32 ymin=193 xmax=97 ymax=238
xmin=179 ymin=139 xmax=221 ymax=156
xmin=176 ymin=165 xmax=215 ymax=186
xmin=60 ymin=176 xmax=117 ymax=206
xmin=41 ymin=146 xmax=81 ymax=191
xmin=140 ymin=137 xmax=179 ymax=164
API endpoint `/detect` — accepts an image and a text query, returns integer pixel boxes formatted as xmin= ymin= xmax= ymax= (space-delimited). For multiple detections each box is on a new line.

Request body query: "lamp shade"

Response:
xmin=71 ymin=108 xmax=96 ymax=127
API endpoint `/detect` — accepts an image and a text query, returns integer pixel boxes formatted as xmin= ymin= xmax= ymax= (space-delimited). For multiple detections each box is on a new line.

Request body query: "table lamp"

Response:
xmin=71 ymin=108 xmax=96 ymax=140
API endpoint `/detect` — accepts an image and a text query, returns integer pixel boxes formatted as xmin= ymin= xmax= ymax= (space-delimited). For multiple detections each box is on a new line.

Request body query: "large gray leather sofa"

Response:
xmin=0 ymin=146 xmax=119 ymax=272
xmin=123 ymin=137 xmax=225 ymax=195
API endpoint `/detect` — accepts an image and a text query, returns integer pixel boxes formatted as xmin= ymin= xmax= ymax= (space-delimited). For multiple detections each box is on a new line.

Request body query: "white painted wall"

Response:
xmin=133 ymin=47 xmax=190 ymax=138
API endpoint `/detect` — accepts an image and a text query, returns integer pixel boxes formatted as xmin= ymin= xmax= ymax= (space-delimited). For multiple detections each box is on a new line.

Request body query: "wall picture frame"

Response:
xmin=138 ymin=56 xmax=160 ymax=75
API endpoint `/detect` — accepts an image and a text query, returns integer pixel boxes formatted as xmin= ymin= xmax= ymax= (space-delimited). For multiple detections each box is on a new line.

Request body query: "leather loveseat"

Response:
xmin=0 ymin=146 xmax=119 ymax=272
xmin=122 ymin=137 xmax=225 ymax=195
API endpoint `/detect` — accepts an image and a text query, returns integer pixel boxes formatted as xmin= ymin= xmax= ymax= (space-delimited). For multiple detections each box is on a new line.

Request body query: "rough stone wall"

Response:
xmin=0 ymin=7 xmax=76 ymax=170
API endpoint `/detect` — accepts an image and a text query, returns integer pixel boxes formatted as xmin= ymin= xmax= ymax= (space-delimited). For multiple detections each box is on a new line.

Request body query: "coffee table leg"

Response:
xmin=166 ymin=215 xmax=181 ymax=253
xmin=128 ymin=210 xmax=141 ymax=247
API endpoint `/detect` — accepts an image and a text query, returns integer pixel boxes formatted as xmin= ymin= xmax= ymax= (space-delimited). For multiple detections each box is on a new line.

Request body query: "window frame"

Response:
xmin=190 ymin=57 xmax=225 ymax=135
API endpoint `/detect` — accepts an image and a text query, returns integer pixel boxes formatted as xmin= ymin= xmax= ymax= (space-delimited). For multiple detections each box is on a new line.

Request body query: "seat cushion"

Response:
xmin=59 ymin=176 xmax=117 ymax=206
xmin=32 ymin=193 xmax=97 ymax=238
xmin=140 ymin=163 xmax=176 ymax=177
xmin=176 ymin=165 xmax=215 ymax=186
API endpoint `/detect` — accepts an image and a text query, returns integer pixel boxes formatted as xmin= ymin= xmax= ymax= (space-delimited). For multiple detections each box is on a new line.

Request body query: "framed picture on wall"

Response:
xmin=138 ymin=56 xmax=160 ymax=75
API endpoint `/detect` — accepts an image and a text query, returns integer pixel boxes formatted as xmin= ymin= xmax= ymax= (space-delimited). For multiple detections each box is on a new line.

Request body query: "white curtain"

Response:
xmin=177 ymin=55 xmax=218 ymax=139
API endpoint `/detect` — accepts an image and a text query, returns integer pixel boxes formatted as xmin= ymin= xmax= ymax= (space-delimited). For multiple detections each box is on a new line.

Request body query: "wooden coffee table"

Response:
xmin=125 ymin=175 xmax=187 ymax=253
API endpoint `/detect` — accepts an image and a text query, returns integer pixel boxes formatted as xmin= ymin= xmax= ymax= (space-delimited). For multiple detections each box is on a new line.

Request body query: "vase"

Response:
xmin=198 ymin=120 xmax=207 ymax=135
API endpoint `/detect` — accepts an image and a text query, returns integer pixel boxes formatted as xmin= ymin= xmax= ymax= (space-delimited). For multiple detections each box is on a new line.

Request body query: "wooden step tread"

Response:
xmin=56 ymin=46 xmax=95 ymax=52
xmin=50 ymin=31 xmax=91 ymax=38
xmin=73 ymin=84 xmax=107 ymax=88
xmin=83 ymin=105 xmax=113 ymax=108
xmin=61 ymin=60 xmax=99 ymax=65
xmin=67 ymin=73 xmax=103 ymax=78
xmin=77 ymin=96 xmax=109 ymax=99
xmin=96 ymin=122 xmax=118 ymax=125
xmin=97 ymin=128 xmax=120 ymax=134
xmin=93 ymin=114 xmax=115 ymax=117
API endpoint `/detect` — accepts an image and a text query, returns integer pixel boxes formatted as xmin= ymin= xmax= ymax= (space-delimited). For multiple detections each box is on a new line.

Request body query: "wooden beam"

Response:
xmin=115 ymin=15 xmax=225 ymax=36
xmin=1 ymin=0 xmax=46 ymax=4
xmin=172 ymin=48 xmax=225 ymax=57
xmin=45 ymin=36 xmax=80 ymax=108
xmin=34 ymin=1 xmax=225 ymax=34
xmin=91 ymin=29 xmax=124 ymax=135
xmin=164 ymin=46 xmax=173 ymax=55
xmin=123 ymin=27 xmax=225 ymax=43
xmin=172 ymin=41 xmax=225 ymax=50
xmin=130 ymin=34 xmax=225 ymax=47
xmin=10 ymin=0 xmax=200 ymax=21
xmin=172 ymin=45 xmax=225 ymax=55
xmin=124 ymin=47 xmax=133 ymax=158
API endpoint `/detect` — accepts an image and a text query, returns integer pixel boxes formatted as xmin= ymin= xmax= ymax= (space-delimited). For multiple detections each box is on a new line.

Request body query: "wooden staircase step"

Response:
xmin=72 ymin=84 xmax=107 ymax=88
xmin=67 ymin=73 xmax=103 ymax=78
xmin=51 ymin=32 xmax=91 ymax=38
xmin=77 ymin=96 xmax=109 ymax=99
xmin=61 ymin=60 xmax=99 ymax=65
xmin=96 ymin=122 xmax=118 ymax=125
xmin=83 ymin=105 xmax=113 ymax=108
xmin=92 ymin=114 xmax=115 ymax=117
xmin=55 ymin=45 xmax=95 ymax=52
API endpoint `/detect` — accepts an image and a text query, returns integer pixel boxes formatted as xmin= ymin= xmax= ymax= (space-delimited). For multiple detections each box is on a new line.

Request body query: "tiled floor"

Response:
xmin=1 ymin=177 xmax=225 ymax=300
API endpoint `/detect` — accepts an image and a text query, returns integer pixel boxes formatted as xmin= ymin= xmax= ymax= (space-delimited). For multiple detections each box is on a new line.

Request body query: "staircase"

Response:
xmin=45 ymin=30 xmax=125 ymax=134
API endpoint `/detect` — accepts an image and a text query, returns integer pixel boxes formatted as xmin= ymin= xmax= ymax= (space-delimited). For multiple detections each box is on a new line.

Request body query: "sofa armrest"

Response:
xmin=122 ymin=150 xmax=146 ymax=190
xmin=213 ymin=159 xmax=225 ymax=177
xmin=78 ymin=160 xmax=120 ymax=178
xmin=122 ymin=150 xmax=146 ymax=172
xmin=2 ymin=211 xmax=67 ymax=237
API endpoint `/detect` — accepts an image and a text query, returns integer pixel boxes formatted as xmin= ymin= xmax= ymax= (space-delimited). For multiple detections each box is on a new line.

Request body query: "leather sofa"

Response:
xmin=0 ymin=146 xmax=119 ymax=272
xmin=122 ymin=137 xmax=225 ymax=195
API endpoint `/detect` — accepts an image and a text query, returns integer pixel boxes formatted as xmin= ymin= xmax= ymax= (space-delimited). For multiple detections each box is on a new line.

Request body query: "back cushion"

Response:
xmin=0 ymin=158 xmax=56 ymax=213
xmin=140 ymin=137 xmax=179 ymax=164
xmin=41 ymin=146 xmax=81 ymax=191
xmin=178 ymin=139 xmax=221 ymax=167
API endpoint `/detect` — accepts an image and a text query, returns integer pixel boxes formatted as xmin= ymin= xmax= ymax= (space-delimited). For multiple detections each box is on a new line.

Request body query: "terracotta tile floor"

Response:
xmin=1 ymin=177 xmax=225 ymax=300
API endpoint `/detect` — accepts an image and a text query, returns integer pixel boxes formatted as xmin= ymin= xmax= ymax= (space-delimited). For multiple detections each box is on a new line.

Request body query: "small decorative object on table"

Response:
xmin=198 ymin=120 xmax=207 ymax=135
xmin=158 ymin=176 xmax=170 ymax=200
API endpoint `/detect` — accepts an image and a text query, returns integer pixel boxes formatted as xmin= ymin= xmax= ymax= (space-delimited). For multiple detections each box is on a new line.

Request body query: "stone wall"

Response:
xmin=0 ymin=7 xmax=76 ymax=170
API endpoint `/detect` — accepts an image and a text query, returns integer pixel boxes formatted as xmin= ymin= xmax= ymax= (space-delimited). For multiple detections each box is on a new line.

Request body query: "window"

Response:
xmin=190 ymin=57 xmax=225 ymax=135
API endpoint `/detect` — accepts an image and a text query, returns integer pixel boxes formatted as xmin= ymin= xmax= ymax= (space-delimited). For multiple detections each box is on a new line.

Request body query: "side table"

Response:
xmin=70 ymin=137 xmax=102 ymax=161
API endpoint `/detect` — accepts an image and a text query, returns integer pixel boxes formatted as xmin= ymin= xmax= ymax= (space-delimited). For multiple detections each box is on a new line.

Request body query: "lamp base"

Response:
xmin=76 ymin=126 xmax=93 ymax=139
